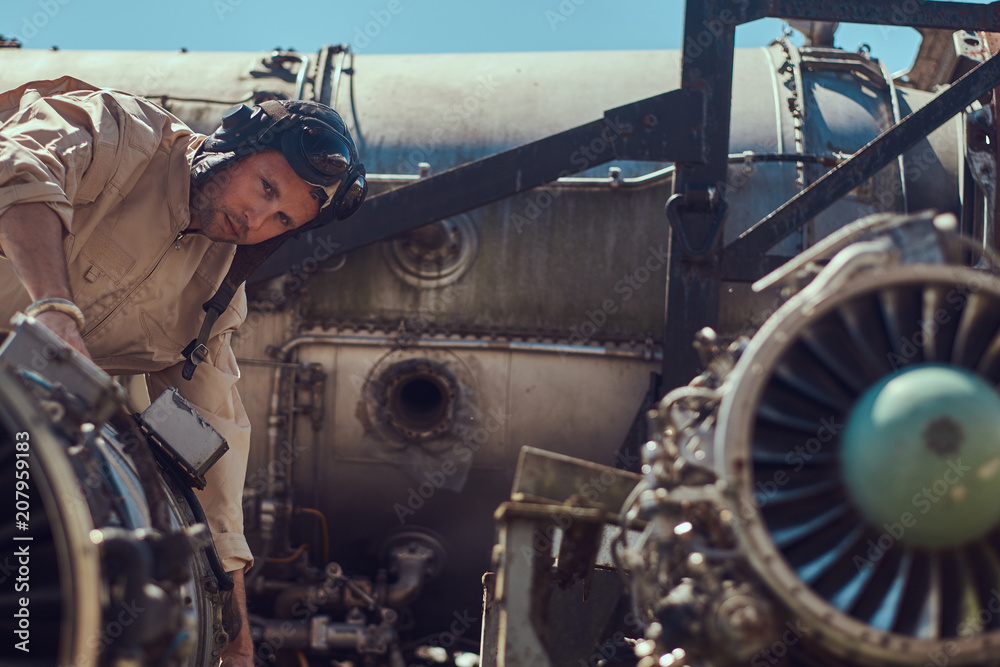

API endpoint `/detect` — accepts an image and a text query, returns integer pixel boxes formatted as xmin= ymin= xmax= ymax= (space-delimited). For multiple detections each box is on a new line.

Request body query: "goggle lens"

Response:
xmin=336 ymin=173 xmax=367 ymax=219
xmin=301 ymin=126 xmax=352 ymax=178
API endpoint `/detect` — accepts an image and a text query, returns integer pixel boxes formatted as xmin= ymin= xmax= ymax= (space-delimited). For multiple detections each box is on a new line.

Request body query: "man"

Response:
xmin=0 ymin=76 xmax=366 ymax=665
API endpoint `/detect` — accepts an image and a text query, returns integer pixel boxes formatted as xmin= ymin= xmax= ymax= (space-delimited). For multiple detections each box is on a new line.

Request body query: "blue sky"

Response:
xmin=0 ymin=0 xmax=990 ymax=75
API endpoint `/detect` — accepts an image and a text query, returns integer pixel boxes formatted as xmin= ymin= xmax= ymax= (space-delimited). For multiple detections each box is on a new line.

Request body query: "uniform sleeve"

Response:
xmin=145 ymin=291 xmax=254 ymax=573
xmin=0 ymin=87 xmax=121 ymax=238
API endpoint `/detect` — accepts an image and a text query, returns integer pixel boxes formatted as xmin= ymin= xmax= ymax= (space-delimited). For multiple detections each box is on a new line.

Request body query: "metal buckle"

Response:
xmin=191 ymin=343 xmax=209 ymax=365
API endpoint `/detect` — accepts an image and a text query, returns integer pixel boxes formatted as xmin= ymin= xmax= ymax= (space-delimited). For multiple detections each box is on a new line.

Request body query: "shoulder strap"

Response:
xmin=181 ymin=237 xmax=284 ymax=380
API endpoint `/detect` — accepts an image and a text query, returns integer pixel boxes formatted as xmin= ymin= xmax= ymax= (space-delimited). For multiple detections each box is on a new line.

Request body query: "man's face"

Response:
xmin=189 ymin=150 xmax=322 ymax=245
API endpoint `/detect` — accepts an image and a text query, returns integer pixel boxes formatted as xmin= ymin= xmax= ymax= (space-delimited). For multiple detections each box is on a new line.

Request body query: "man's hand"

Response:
xmin=0 ymin=202 xmax=91 ymax=357
xmin=220 ymin=568 xmax=254 ymax=666
xmin=34 ymin=310 xmax=91 ymax=358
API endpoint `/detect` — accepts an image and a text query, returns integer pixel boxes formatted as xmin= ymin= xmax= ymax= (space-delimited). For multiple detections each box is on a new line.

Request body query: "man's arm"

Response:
xmin=0 ymin=202 xmax=89 ymax=357
xmin=220 ymin=569 xmax=254 ymax=666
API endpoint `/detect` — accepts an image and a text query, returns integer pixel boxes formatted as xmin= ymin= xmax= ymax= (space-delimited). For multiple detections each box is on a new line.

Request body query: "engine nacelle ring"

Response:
xmin=717 ymin=261 xmax=1000 ymax=665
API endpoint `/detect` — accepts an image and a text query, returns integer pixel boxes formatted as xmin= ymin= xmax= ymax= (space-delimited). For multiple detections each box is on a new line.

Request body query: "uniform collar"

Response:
xmin=170 ymin=133 xmax=208 ymax=234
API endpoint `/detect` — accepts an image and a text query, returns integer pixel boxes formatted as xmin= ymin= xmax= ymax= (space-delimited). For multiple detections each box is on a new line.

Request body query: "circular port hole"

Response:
xmin=378 ymin=360 xmax=459 ymax=441
xmin=392 ymin=376 xmax=448 ymax=430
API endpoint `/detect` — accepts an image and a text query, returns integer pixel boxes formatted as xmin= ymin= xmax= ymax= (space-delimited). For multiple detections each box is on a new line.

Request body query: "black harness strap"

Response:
xmin=181 ymin=237 xmax=284 ymax=380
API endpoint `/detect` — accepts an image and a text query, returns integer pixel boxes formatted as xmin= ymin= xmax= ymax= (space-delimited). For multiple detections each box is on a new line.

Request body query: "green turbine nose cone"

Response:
xmin=839 ymin=364 xmax=1000 ymax=548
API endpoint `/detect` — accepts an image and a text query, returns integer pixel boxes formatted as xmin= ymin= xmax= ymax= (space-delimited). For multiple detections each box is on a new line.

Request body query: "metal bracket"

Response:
xmin=666 ymin=190 xmax=729 ymax=260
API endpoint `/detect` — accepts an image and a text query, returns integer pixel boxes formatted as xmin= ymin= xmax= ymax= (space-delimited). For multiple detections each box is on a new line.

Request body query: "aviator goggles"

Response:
xmin=279 ymin=118 xmax=368 ymax=221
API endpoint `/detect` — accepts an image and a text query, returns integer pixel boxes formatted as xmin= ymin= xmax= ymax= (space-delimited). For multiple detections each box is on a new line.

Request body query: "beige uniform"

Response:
xmin=0 ymin=76 xmax=253 ymax=571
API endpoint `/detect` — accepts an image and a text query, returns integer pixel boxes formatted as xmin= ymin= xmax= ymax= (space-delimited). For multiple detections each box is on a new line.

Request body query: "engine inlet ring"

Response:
xmin=376 ymin=359 xmax=459 ymax=442
xmin=717 ymin=262 xmax=1000 ymax=666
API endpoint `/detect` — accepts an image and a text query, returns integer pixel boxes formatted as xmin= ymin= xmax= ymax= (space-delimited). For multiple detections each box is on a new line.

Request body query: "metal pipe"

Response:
xmin=270 ymin=333 xmax=663 ymax=361
xmin=384 ymin=547 xmax=433 ymax=608
xmin=331 ymin=47 xmax=349 ymax=108
xmin=365 ymin=152 xmax=843 ymax=188
xmin=762 ymin=46 xmax=786 ymax=155
xmin=294 ymin=54 xmax=310 ymax=100
xmin=253 ymin=617 xmax=374 ymax=651
xmin=732 ymin=52 xmax=1000 ymax=268
xmin=880 ymin=58 xmax=909 ymax=213
xmin=254 ymin=618 xmax=312 ymax=648
xmin=265 ymin=366 xmax=283 ymax=497
xmin=274 ymin=583 xmax=344 ymax=617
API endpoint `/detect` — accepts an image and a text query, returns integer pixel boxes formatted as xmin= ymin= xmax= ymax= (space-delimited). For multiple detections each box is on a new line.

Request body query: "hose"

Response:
xmin=153 ymin=456 xmax=235 ymax=591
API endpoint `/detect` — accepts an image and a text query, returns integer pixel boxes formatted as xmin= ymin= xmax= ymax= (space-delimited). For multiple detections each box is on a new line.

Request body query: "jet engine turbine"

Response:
xmin=624 ymin=211 xmax=1000 ymax=666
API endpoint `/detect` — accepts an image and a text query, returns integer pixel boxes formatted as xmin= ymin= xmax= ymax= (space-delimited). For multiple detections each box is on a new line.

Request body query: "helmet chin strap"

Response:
xmin=313 ymin=182 xmax=340 ymax=210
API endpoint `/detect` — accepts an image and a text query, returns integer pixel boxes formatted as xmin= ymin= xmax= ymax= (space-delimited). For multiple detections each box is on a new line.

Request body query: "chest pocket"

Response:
xmin=72 ymin=216 xmax=138 ymax=331
xmin=78 ymin=224 xmax=136 ymax=286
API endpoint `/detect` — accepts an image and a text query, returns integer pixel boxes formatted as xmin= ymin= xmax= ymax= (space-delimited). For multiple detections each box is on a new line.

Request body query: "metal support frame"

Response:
xmin=660 ymin=0 xmax=1000 ymax=393
xmin=254 ymin=0 xmax=1000 ymax=399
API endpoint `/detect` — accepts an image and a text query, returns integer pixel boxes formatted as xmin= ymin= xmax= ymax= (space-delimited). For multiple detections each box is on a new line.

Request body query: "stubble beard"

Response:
xmin=191 ymin=188 xmax=243 ymax=243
